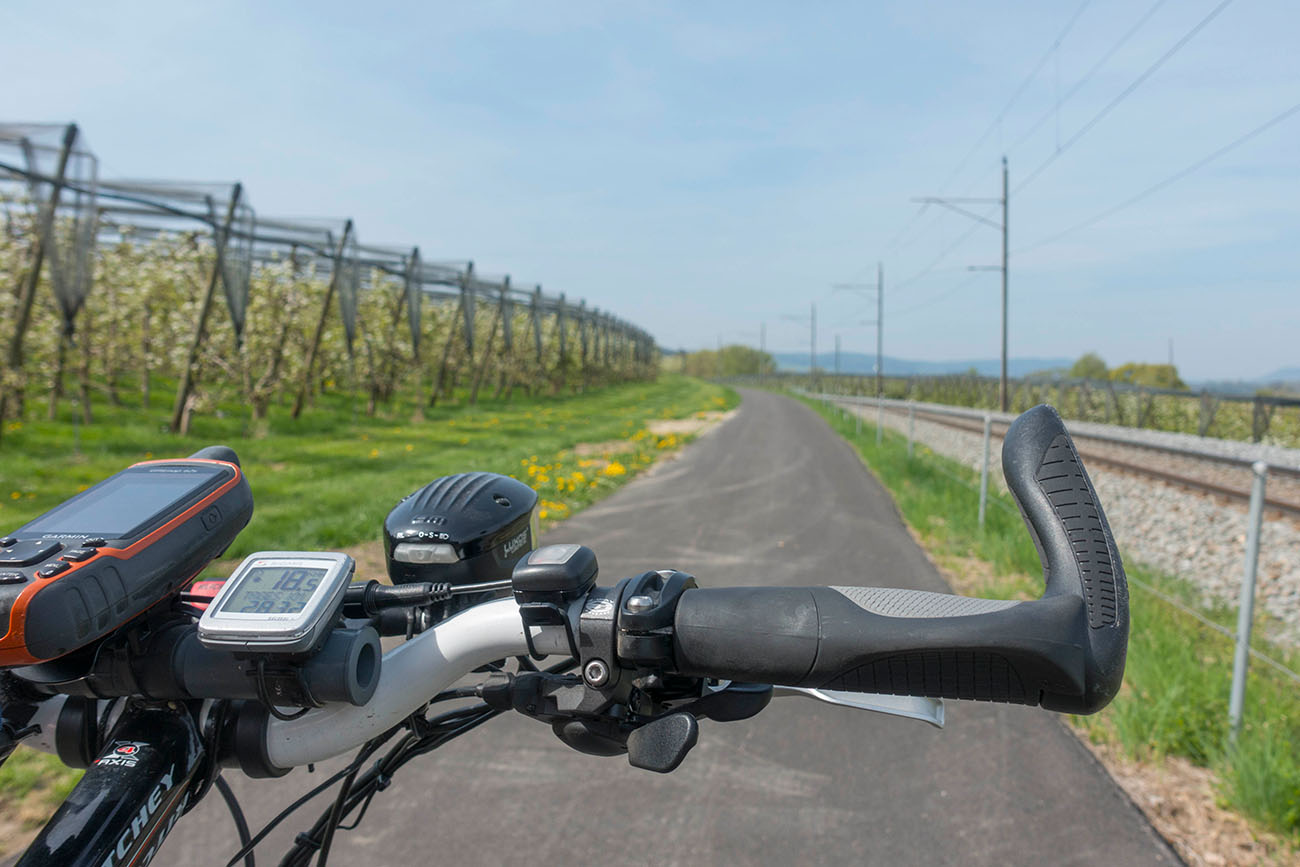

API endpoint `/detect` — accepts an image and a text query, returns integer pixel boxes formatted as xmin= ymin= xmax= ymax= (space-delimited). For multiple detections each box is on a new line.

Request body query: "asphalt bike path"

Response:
xmin=160 ymin=388 xmax=1178 ymax=865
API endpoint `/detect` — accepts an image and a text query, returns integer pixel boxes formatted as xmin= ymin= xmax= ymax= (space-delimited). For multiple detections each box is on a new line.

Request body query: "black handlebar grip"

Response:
xmin=669 ymin=405 xmax=1128 ymax=715
xmin=188 ymin=445 xmax=241 ymax=467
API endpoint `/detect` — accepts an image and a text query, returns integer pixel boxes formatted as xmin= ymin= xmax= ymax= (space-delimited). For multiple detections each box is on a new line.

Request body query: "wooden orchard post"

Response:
xmin=169 ymin=184 xmax=242 ymax=432
xmin=291 ymin=219 xmax=352 ymax=420
xmin=0 ymin=123 xmax=78 ymax=441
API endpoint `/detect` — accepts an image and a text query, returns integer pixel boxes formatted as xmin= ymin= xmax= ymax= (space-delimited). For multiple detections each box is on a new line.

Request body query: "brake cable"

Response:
xmin=214 ymin=776 xmax=255 ymax=867
xmin=276 ymin=656 xmax=577 ymax=866
xmin=223 ymin=728 xmax=400 ymax=867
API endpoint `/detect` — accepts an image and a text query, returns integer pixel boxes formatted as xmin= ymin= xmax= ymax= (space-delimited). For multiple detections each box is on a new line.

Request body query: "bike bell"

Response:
xmin=383 ymin=472 xmax=539 ymax=622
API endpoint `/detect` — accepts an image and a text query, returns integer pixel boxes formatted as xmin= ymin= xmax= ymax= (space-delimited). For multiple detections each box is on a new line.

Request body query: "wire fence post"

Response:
xmin=1229 ymin=461 xmax=1268 ymax=744
xmin=855 ymin=397 xmax=861 ymax=436
xmin=907 ymin=402 xmax=915 ymax=457
xmin=978 ymin=413 xmax=992 ymax=528
xmin=876 ymin=395 xmax=883 ymax=445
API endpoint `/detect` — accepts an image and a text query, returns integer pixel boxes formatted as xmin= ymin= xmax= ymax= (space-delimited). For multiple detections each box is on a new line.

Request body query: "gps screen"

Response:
xmin=23 ymin=466 xmax=226 ymax=538
xmin=219 ymin=566 xmax=327 ymax=615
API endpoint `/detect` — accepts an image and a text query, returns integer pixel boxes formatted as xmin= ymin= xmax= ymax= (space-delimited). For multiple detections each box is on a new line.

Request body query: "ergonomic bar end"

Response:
xmin=1001 ymin=405 xmax=1129 ymax=713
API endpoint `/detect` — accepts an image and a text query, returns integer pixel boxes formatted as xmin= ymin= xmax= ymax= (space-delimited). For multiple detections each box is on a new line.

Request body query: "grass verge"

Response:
xmin=0 ymin=375 xmax=737 ymax=854
xmin=803 ymin=395 xmax=1300 ymax=858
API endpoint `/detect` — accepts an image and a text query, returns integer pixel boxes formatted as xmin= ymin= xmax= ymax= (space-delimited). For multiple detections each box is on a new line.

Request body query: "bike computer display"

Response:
xmin=0 ymin=452 xmax=253 ymax=666
xmin=198 ymin=552 xmax=354 ymax=655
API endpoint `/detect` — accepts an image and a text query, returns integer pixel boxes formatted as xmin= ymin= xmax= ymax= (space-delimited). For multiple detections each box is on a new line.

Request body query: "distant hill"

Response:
xmin=771 ymin=352 xmax=1073 ymax=378
xmin=1261 ymin=367 xmax=1300 ymax=384
xmin=1190 ymin=368 xmax=1300 ymax=394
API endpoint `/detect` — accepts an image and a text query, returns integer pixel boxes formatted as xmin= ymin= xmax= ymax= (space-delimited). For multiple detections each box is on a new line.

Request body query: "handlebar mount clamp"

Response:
xmin=512 ymin=544 xmax=599 ymax=659
xmin=616 ymin=570 xmax=697 ymax=669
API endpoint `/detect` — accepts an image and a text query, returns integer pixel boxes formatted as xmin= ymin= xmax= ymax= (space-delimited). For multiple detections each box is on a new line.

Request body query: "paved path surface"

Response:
xmin=160 ymin=388 xmax=1178 ymax=866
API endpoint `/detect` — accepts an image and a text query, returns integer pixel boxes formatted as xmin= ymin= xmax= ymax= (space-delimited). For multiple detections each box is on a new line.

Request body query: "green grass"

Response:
xmin=0 ymin=375 xmax=738 ymax=847
xmin=1 ymin=377 xmax=737 ymax=563
xmin=803 ymin=395 xmax=1300 ymax=844
xmin=0 ymin=748 xmax=80 ymax=831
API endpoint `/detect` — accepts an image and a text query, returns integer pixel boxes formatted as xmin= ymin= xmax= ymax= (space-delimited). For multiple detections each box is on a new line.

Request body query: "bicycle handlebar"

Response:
xmin=17 ymin=405 xmax=1127 ymax=783
xmin=669 ymin=405 xmax=1128 ymax=714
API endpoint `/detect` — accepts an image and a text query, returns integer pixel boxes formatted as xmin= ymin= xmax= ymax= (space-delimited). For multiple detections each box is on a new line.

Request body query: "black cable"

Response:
xmin=428 ymin=686 xmax=481 ymax=704
xmin=1014 ymin=99 xmax=1300 ymax=255
xmin=277 ymin=657 xmax=578 ymax=865
xmin=892 ymin=221 xmax=986 ymax=292
xmin=214 ymin=776 xmax=255 ymax=867
xmin=225 ymin=726 xmax=402 ymax=867
xmin=256 ymin=659 xmax=312 ymax=722
xmin=1004 ymin=0 xmax=1171 ymax=156
xmin=889 ymin=272 xmax=985 ymax=319
xmin=1012 ymin=0 xmax=1239 ymax=195
xmin=937 ymin=0 xmax=1094 ymax=194
xmin=223 ymin=765 xmax=355 ymax=867
xmin=312 ymin=749 xmax=368 ymax=866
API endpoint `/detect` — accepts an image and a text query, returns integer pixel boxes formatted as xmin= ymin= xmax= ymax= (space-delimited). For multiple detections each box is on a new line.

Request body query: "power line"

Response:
xmin=892 ymin=220 xmax=985 ymax=291
xmin=1004 ymin=0 xmax=1171 ymax=156
xmin=884 ymin=202 xmax=931 ymax=253
xmin=1013 ymin=0 xmax=1239 ymax=195
xmin=885 ymin=1 xmax=1093 ymax=257
xmin=936 ymin=0 xmax=1094 ymax=195
xmin=889 ymin=272 xmax=983 ymax=318
xmin=1015 ymin=98 xmax=1300 ymax=255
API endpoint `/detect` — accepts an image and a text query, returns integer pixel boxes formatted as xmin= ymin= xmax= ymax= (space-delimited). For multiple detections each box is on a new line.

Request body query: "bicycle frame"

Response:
xmin=17 ymin=704 xmax=206 ymax=867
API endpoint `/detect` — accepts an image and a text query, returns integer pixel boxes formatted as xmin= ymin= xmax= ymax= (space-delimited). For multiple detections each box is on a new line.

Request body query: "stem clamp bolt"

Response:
xmin=583 ymin=659 xmax=610 ymax=688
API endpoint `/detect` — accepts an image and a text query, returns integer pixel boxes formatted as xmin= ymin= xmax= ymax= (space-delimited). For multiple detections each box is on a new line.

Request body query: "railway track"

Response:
xmin=843 ymin=400 xmax=1300 ymax=519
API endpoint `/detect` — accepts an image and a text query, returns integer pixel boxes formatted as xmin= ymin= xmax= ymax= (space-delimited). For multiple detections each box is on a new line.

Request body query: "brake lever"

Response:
xmin=771 ymin=686 xmax=945 ymax=729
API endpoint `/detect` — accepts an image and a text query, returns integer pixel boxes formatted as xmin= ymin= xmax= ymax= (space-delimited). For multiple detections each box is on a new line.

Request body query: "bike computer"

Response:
xmin=198 ymin=552 xmax=354 ymax=655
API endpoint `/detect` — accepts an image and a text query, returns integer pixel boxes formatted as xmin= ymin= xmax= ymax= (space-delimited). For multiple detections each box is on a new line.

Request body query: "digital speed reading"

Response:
xmin=220 ymin=566 xmax=326 ymax=614
xmin=198 ymin=552 xmax=354 ymax=655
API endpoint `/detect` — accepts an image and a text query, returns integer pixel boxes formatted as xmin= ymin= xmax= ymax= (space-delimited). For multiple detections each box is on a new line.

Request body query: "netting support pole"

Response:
xmin=291 ymin=219 xmax=352 ymax=420
xmin=469 ymin=303 xmax=501 ymax=405
xmin=170 ymin=183 xmax=242 ymax=433
xmin=430 ymin=297 xmax=464 ymax=409
xmin=0 ymin=123 xmax=77 ymax=442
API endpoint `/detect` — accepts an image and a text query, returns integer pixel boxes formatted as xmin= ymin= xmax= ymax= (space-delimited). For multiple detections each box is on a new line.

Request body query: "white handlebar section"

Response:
xmin=265 ymin=598 xmax=533 ymax=769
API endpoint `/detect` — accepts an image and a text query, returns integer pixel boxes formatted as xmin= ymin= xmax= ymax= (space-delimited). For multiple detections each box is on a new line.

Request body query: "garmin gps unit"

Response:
xmin=0 ymin=445 xmax=253 ymax=666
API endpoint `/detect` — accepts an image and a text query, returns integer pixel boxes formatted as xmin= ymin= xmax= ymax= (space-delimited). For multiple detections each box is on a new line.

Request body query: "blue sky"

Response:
xmin=5 ymin=0 xmax=1297 ymax=379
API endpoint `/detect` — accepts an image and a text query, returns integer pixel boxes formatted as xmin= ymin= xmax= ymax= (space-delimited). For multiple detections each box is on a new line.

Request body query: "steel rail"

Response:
xmin=818 ymin=393 xmax=1300 ymax=518
xmin=901 ymin=404 xmax=1300 ymax=518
